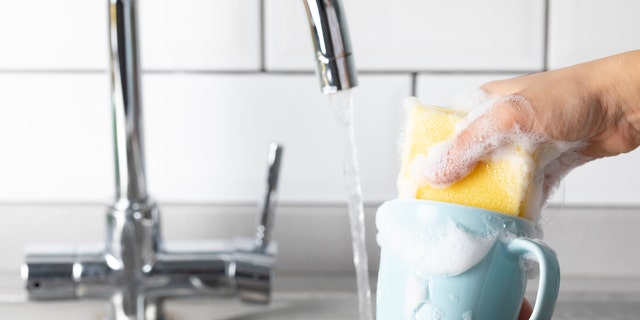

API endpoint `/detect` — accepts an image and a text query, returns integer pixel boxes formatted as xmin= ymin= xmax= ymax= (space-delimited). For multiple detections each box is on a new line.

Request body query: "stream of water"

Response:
xmin=329 ymin=89 xmax=374 ymax=320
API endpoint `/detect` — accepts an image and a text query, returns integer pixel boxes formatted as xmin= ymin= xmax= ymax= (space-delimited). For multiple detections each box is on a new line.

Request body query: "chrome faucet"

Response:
xmin=22 ymin=0 xmax=357 ymax=319
xmin=303 ymin=0 xmax=358 ymax=93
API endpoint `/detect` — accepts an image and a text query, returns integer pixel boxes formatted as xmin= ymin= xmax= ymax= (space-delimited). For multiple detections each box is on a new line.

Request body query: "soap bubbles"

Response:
xmin=419 ymin=89 xmax=581 ymax=223
xmin=376 ymin=203 xmax=496 ymax=279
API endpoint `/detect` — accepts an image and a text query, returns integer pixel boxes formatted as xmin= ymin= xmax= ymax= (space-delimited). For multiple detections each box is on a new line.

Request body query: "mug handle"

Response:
xmin=507 ymin=238 xmax=561 ymax=320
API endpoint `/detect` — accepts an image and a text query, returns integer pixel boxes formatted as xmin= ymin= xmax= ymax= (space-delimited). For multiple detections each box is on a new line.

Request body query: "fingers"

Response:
xmin=422 ymin=114 xmax=496 ymax=187
xmin=519 ymin=298 xmax=533 ymax=320
xmin=481 ymin=72 xmax=545 ymax=98
xmin=423 ymin=95 xmax=536 ymax=187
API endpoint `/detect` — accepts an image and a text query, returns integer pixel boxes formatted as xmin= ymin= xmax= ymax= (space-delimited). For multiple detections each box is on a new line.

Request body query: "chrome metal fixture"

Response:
xmin=22 ymin=0 xmax=356 ymax=319
xmin=303 ymin=0 xmax=358 ymax=93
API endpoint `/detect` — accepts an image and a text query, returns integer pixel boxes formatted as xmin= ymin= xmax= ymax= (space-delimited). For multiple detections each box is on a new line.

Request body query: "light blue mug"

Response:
xmin=376 ymin=199 xmax=560 ymax=320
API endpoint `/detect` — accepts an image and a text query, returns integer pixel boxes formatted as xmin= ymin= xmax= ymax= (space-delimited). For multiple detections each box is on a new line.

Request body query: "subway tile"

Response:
xmin=416 ymin=73 xmax=520 ymax=106
xmin=562 ymin=151 xmax=640 ymax=206
xmin=265 ymin=0 xmax=545 ymax=71
xmin=0 ymin=0 xmax=108 ymax=70
xmin=1 ymin=73 xmax=409 ymax=203
xmin=0 ymin=0 xmax=261 ymax=71
xmin=143 ymin=73 xmax=411 ymax=203
xmin=544 ymin=207 xmax=640 ymax=278
xmin=7 ymin=71 xmax=634 ymax=205
xmin=139 ymin=0 xmax=261 ymax=71
xmin=548 ymin=0 xmax=640 ymax=69
xmin=0 ymin=73 xmax=113 ymax=202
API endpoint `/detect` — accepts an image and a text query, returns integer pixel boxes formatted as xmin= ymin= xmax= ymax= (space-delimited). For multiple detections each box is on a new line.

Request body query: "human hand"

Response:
xmin=423 ymin=51 xmax=640 ymax=209
xmin=519 ymin=298 xmax=533 ymax=320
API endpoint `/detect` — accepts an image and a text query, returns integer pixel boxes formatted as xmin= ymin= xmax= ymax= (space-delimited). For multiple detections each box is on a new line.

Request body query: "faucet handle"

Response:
xmin=233 ymin=143 xmax=282 ymax=304
xmin=254 ymin=142 xmax=283 ymax=250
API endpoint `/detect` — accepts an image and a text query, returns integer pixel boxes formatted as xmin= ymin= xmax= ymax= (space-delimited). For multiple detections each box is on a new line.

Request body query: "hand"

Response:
xmin=423 ymin=51 xmax=640 ymax=207
xmin=519 ymin=299 xmax=533 ymax=320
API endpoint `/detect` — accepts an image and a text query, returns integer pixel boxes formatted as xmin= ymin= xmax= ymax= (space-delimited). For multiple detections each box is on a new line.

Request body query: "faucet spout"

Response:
xmin=109 ymin=0 xmax=148 ymax=204
xmin=303 ymin=0 xmax=358 ymax=94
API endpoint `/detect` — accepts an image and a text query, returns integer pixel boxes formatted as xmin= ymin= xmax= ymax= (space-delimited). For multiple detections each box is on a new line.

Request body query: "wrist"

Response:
xmin=597 ymin=50 xmax=640 ymax=152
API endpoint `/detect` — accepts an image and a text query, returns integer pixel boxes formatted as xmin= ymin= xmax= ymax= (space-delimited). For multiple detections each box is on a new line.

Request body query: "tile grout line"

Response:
xmin=259 ymin=0 xmax=267 ymax=72
xmin=410 ymin=72 xmax=417 ymax=96
xmin=543 ymin=0 xmax=550 ymax=71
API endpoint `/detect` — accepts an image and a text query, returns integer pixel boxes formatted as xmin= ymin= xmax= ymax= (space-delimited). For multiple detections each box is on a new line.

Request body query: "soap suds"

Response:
xmin=376 ymin=203 xmax=496 ymax=279
xmin=402 ymin=90 xmax=587 ymax=222
xmin=414 ymin=302 xmax=444 ymax=320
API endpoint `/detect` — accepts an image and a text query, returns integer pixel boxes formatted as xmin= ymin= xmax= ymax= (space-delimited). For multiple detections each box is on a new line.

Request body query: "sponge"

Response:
xmin=397 ymin=98 xmax=534 ymax=217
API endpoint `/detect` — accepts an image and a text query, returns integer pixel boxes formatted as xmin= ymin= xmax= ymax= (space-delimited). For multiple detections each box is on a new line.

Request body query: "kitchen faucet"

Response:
xmin=22 ymin=0 xmax=356 ymax=319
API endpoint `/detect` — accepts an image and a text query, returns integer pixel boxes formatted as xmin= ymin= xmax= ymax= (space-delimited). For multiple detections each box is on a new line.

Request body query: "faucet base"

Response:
xmin=23 ymin=201 xmax=276 ymax=320
xmin=24 ymin=238 xmax=277 ymax=320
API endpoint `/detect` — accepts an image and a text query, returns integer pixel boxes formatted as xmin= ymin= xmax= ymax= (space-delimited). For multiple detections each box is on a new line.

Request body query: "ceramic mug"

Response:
xmin=376 ymin=199 xmax=560 ymax=320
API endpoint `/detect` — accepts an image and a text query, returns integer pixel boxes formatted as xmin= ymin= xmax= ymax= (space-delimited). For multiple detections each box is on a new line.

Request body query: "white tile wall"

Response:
xmin=416 ymin=73 xmax=519 ymax=106
xmin=139 ymin=0 xmax=261 ymax=70
xmin=2 ymin=0 xmax=640 ymax=280
xmin=266 ymin=0 xmax=546 ymax=71
xmin=144 ymin=74 xmax=409 ymax=203
xmin=0 ymin=0 xmax=261 ymax=71
xmin=544 ymin=206 xmax=640 ymax=278
xmin=0 ymin=73 xmax=113 ymax=202
xmin=548 ymin=0 xmax=640 ymax=68
xmin=0 ymin=73 xmax=409 ymax=203
xmin=0 ymin=0 xmax=107 ymax=70
xmin=563 ymin=152 xmax=640 ymax=205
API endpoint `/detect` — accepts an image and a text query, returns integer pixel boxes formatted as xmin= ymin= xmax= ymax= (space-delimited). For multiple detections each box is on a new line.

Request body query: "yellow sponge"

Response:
xmin=397 ymin=99 xmax=534 ymax=217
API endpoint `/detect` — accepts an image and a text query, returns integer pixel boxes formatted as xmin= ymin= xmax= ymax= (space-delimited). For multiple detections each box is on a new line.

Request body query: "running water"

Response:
xmin=329 ymin=89 xmax=374 ymax=320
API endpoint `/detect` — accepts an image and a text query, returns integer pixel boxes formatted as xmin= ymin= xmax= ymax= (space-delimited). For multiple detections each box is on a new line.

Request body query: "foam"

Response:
xmin=398 ymin=98 xmax=537 ymax=217
xmin=424 ymin=95 xmax=542 ymax=189
xmin=453 ymin=92 xmax=588 ymax=221
xmin=376 ymin=202 xmax=496 ymax=278
xmin=414 ymin=302 xmax=444 ymax=320
xmin=400 ymin=91 xmax=587 ymax=221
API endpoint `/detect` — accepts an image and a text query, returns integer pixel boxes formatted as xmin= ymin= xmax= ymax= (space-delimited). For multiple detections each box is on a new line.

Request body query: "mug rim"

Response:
xmin=377 ymin=199 xmax=543 ymax=239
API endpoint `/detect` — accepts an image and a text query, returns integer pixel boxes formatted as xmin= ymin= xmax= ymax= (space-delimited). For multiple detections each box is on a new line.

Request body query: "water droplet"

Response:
xmin=449 ymin=293 xmax=460 ymax=302
xmin=503 ymin=219 xmax=516 ymax=231
xmin=462 ymin=310 xmax=473 ymax=320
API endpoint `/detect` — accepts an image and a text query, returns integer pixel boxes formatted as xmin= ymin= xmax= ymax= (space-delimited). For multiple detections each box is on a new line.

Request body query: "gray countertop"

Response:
xmin=1 ymin=274 xmax=640 ymax=319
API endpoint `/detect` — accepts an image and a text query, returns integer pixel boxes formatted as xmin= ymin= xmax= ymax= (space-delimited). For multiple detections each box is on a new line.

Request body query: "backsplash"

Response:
xmin=2 ymin=0 xmax=640 ymax=204
xmin=1 ymin=0 xmax=640 ymax=277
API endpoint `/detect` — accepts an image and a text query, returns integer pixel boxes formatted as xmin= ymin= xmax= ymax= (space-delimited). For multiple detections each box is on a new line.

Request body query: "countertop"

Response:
xmin=1 ymin=274 xmax=640 ymax=319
